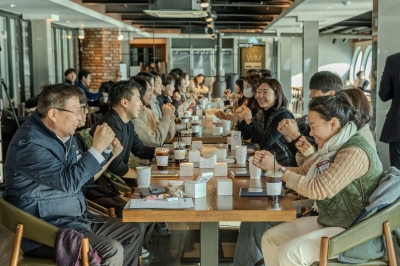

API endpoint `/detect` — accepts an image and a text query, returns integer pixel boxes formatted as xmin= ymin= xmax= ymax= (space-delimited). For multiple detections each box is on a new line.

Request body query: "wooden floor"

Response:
xmin=1 ymin=222 xmax=400 ymax=266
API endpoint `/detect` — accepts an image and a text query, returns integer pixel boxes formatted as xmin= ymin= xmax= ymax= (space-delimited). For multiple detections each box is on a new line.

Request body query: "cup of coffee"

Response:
xmin=181 ymin=129 xmax=192 ymax=148
xmin=248 ymin=156 xmax=262 ymax=179
xmin=173 ymin=141 xmax=186 ymax=165
xmin=103 ymin=96 xmax=108 ymax=102
xmin=155 ymin=147 xmax=170 ymax=171
xmin=181 ymin=116 xmax=189 ymax=123
xmin=136 ymin=166 xmax=151 ymax=188
xmin=235 ymin=146 xmax=247 ymax=164
xmin=266 ymin=171 xmax=283 ymax=202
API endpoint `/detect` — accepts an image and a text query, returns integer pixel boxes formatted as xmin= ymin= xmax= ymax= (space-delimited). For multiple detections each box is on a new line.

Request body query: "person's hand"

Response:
xmin=161 ymin=104 xmax=173 ymax=118
xmin=295 ymin=136 xmax=316 ymax=157
xmin=168 ymin=103 xmax=176 ymax=118
xmin=252 ymin=150 xmax=267 ymax=168
xmin=236 ymin=107 xmax=252 ymax=124
xmin=215 ymin=110 xmax=227 ymax=120
xmin=173 ymin=92 xmax=181 ymax=101
xmin=223 ymin=89 xmax=231 ymax=101
xmin=230 ymin=92 xmax=237 ymax=104
xmin=277 ymin=119 xmax=301 ymax=140
xmin=92 ymin=123 xmax=115 ymax=153
xmin=111 ymin=138 xmax=123 ymax=157
xmin=252 ymin=150 xmax=281 ymax=171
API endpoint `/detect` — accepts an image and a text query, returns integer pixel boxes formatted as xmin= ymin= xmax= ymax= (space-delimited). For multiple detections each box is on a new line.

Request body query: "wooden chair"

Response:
xmin=86 ymin=106 xmax=100 ymax=128
xmin=313 ymin=198 xmax=400 ymax=266
xmin=86 ymin=199 xmax=117 ymax=217
xmin=0 ymin=193 xmax=90 ymax=266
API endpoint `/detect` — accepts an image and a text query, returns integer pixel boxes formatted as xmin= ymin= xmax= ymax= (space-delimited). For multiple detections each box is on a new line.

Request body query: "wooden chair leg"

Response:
xmin=138 ymin=255 xmax=142 ymax=266
xmin=81 ymin=237 xmax=90 ymax=266
xmin=9 ymin=223 xmax=23 ymax=266
xmin=108 ymin=207 xmax=117 ymax=218
xmin=319 ymin=237 xmax=329 ymax=266
xmin=383 ymin=222 xmax=397 ymax=266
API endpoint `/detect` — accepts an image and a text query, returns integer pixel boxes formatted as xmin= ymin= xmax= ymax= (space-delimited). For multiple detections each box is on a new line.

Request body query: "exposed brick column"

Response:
xmin=81 ymin=28 xmax=121 ymax=91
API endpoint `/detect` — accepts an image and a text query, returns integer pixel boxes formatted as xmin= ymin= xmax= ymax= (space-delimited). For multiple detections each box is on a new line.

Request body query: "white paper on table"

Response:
xmin=129 ymin=198 xmax=194 ymax=209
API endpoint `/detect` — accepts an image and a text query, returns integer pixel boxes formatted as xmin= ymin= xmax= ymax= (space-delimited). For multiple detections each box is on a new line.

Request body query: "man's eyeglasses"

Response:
xmin=54 ymin=107 xmax=84 ymax=116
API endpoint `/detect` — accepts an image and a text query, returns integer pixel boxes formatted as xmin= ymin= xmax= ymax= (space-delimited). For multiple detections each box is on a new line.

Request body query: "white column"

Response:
xmin=302 ymin=21 xmax=319 ymax=113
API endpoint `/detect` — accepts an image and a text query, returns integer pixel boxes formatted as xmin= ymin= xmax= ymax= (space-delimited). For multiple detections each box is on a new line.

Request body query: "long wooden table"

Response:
xmin=123 ymin=166 xmax=296 ymax=266
xmin=167 ymin=118 xmax=228 ymax=144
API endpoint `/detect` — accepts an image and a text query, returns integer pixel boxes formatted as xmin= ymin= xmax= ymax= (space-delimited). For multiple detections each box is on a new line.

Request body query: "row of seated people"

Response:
xmin=4 ymin=68 xmax=383 ymax=266
xmin=213 ymin=71 xmax=379 ymax=266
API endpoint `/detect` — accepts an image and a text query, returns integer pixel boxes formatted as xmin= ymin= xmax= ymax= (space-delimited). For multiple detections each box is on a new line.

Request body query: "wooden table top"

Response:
xmin=167 ymin=118 xmax=228 ymax=144
xmin=122 ymin=168 xmax=296 ymax=223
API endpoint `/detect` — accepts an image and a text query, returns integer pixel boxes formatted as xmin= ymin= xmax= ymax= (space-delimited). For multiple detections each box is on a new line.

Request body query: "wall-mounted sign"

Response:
xmin=0 ymin=30 xmax=7 ymax=39
xmin=240 ymin=45 xmax=265 ymax=76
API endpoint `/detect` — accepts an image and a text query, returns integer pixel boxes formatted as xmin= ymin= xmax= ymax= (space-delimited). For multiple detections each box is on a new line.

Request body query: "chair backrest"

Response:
xmin=327 ymin=198 xmax=400 ymax=257
xmin=0 ymin=196 xmax=58 ymax=248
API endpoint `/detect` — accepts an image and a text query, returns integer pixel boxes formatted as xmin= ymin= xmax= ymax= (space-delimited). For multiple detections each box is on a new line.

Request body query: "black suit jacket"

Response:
xmin=379 ymin=52 xmax=400 ymax=143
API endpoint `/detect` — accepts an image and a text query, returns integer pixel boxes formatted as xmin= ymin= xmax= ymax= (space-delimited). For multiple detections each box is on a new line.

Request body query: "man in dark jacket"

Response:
xmin=99 ymin=69 xmax=122 ymax=93
xmin=90 ymin=80 xmax=156 ymax=187
xmin=4 ymin=84 xmax=143 ymax=266
xmin=76 ymin=69 xmax=106 ymax=106
xmin=379 ymin=52 xmax=400 ymax=169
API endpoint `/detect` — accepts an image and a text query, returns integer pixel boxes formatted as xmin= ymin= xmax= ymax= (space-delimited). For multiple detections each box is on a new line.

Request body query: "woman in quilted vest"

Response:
xmin=252 ymin=92 xmax=383 ymax=265
xmin=237 ymin=78 xmax=297 ymax=167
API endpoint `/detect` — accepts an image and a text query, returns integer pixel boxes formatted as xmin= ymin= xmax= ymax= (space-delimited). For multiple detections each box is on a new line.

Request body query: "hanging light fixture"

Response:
xmin=200 ymin=0 xmax=210 ymax=8
xmin=118 ymin=29 xmax=123 ymax=40
xmin=78 ymin=28 xmax=85 ymax=39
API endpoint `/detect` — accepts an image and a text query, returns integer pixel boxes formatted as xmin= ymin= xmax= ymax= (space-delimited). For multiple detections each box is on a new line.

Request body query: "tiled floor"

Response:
xmin=1 ymin=222 xmax=400 ymax=266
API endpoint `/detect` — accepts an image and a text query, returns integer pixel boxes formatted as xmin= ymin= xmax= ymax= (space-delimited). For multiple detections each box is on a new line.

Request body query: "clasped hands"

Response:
xmin=92 ymin=123 xmax=123 ymax=156
xmin=252 ymin=150 xmax=280 ymax=172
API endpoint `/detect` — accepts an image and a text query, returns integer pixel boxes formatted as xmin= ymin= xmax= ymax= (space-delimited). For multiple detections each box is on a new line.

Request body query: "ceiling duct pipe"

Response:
xmin=212 ymin=32 xmax=226 ymax=99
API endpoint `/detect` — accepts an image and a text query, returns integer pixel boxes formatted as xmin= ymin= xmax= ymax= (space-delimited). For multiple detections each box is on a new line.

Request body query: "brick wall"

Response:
xmin=81 ymin=28 xmax=121 ymax=91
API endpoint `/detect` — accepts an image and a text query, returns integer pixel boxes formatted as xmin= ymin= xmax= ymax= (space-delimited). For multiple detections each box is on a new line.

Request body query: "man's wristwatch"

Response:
xmin=279 ymin=166 xmax=287 ymax=173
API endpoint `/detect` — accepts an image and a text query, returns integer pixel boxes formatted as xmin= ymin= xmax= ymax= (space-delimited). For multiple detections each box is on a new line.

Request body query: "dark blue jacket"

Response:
xmin=4 ymin=110 xmax=108 ymax=252
xmin=76 ymin=81 xmax=103 ymax=101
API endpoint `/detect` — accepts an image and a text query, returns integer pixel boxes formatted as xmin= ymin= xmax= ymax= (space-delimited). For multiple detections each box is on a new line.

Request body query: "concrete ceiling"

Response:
xmin=264 ymin=0 xmax=372 ymax=35
xmin=0 ymin=0 xmax=149 ymax=37
xmin=0 ymin=0 xmax=372 ymax=39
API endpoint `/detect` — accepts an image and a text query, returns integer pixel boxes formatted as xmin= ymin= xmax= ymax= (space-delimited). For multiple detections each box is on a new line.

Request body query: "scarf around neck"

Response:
xmin=306 ymin=121 xmax=357 ymax=180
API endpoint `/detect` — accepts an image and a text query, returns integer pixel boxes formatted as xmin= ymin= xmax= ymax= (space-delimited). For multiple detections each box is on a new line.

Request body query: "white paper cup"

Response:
xmin=184 ymin=110 xmax=192 ymax=117
xmin=137 ymin=166 xmax=151 ymax=188
xmin=248 ymin=157 xmax=262 ymax=179
xmin=216 ymin=148 xmax=227 ymax=160
xmin=222 ymin=120 xmax=231 ymax=135
xmin=235 ymin=146 xmax=247 ymax=164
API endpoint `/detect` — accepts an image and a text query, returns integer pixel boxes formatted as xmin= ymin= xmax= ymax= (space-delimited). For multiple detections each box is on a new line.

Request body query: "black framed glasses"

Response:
xmin=54 ymin=108 xmax=84 ymax=116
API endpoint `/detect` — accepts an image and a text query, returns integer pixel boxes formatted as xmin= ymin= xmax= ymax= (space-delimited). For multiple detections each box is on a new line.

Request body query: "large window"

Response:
xmin=364 ymin=46 xmax=373 ymax=79
xmin=171 ymin=48 xmax=233 ymax=78
xmin=0 ymin=11 xmax=32 ymax=107
xmin=51 ymin=24 xmax=77 ymax=83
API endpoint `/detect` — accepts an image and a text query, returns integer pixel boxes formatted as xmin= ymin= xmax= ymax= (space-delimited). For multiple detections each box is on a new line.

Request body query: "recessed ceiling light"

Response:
xmin=10 ymin=4 xmax=16 ymax=7
xmin=81 ymin=24 xmax=84 ymax=27
xmin=325 ymin=6 xmax=331 ymax=9
xmin=66 ymin=20 xmax=70 ymax=23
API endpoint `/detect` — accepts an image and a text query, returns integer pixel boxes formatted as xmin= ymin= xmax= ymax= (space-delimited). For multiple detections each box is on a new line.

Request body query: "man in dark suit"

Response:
xmin=379 ymin=52 xmax=400 ymax=169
